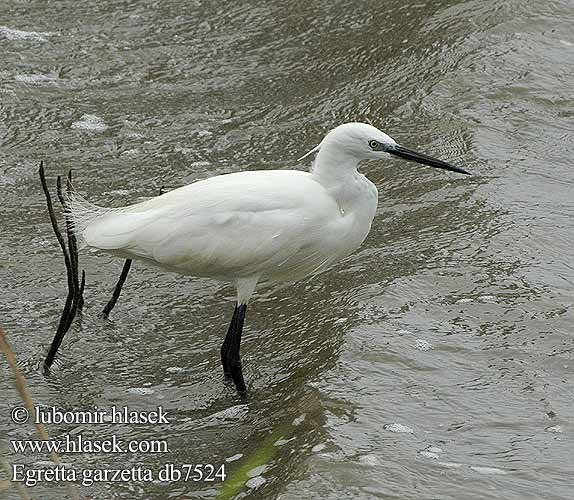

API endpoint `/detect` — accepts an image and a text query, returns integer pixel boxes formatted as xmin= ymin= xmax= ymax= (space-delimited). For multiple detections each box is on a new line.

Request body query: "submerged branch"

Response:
xmin=40 ymin=163 xmax=84 ymax=374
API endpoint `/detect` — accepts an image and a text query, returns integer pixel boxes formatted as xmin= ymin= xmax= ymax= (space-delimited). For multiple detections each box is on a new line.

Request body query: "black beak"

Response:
xmin=389 ymin=145 xmax=471 ymax=175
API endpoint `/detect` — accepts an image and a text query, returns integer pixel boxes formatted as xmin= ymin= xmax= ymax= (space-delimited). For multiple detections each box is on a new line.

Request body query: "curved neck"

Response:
xmin=311 ymin=147 xmax=360 ymax=185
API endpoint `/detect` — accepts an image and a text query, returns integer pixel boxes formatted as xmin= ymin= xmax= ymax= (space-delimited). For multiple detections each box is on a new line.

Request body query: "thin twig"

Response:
xmin=39 ymin=163 xmax=71 ymax=276
xmin=0 ymin=450 xmax=31 ymax=500
xmin=78 ymin=270 xmax=85 ymax=312
xmin=55 ymin=175 xmax=79 ymax=332
xmin=102 ymin=259 xmax=132 ymax=317
xmin=0 ymin=327 xmax=80 ymax=500
xmin=57 ymin=173 xmax=84 ymax=323
xmin=40 ymin=164 xmax=74 ymax=372
xmin=64 ymin=171 xmax=82 ymax=314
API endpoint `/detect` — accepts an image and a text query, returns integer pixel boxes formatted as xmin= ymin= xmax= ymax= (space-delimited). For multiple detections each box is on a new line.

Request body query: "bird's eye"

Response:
xmin=368 ymin=140 xmax=380 ymax=150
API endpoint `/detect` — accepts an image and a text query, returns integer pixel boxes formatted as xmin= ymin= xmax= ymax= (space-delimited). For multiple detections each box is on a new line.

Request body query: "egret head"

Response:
xmin=300 ymin=122 xmax=470 ymax=175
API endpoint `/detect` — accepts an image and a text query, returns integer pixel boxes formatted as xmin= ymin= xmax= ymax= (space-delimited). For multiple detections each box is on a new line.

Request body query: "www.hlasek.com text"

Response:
xmin=12 ymin=434 xmax=169 ymax=454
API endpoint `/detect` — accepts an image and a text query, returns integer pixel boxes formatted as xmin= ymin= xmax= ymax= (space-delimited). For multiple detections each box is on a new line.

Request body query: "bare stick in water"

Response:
xmin=40 ymin=163 xmax=84 ymax=373
xmin=78 ymin=269 xmax=86 ymax=312
xmin=0 ymin=326 xmax=80 ymax=500
xmin=55 ymin=175 xmax=79 ymax=332
xmin=64 ymin=171 xmax=82 ymax=313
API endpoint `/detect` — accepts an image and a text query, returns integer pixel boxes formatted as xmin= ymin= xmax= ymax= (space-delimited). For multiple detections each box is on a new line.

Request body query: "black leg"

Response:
xmin=220 ymin=303 xmax=247 ymax=393
xmin=102 ymin=258 xmax=132 ymax=317
xmin=220 ymin=306 xmax=239 ymax=377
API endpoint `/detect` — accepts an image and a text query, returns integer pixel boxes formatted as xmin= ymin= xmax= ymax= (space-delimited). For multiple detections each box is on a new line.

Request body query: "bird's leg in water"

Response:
xmin=220 ymin=306 xmax=237 ymax=377
xmin=102 ymin=259 xmax=132 ymax=317
xmin=221 ymin=304 xmax=247 ymax=393
xmin=102 ymin=185 xmax=162 ymax=317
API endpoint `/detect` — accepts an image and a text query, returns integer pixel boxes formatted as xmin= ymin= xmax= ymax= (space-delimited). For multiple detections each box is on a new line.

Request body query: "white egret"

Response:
xmin=67 ymin=122 xmax=469 ymax=393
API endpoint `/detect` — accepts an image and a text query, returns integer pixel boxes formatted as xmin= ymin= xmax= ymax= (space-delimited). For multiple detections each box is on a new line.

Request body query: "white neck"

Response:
xmin=311 ymin=147 xmax=360 ymax=186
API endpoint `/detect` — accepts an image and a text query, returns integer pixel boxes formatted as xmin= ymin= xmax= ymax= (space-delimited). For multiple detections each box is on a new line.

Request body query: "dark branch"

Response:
xmin=39 ymin=163 xmax=70 ymax=266
xmin=40 ymin=164 xmax=84 ymax=374
xmin=78 ymin=270 xmax=85 ymax=312
xmin=60 ymin=172 xmax=83 ymax=317
xmin=54 ymin=175 xmax=79 ymax=332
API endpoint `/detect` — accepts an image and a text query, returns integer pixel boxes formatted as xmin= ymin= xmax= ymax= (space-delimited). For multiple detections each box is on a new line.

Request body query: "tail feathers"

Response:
xmin=64 ymin=191 xmax=117 ymax=247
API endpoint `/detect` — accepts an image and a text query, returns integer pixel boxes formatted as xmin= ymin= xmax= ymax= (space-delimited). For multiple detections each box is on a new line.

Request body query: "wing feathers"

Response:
xmin=72 ymin=170 xmax=341 ymax=278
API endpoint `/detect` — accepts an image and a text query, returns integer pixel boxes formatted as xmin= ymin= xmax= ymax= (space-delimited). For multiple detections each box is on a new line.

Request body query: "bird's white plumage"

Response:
xmin=68 ymin=123 xmax=393 ymax=303
xmin=61 ymin=122 xmax=468 ymax=393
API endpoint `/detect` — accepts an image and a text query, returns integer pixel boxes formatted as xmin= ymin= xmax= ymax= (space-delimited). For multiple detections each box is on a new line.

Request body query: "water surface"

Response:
xmin=1 ymin=0 xmax=573 ymax=499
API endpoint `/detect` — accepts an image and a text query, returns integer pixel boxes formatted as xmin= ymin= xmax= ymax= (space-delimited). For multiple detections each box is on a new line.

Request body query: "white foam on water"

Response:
xmin=106 ymin=189 xmax=131 ymax=196
xmin=210 ymin=404 xmax=249 ymax=421
xmin=71 ymin=114 xmax=109 ymax=133
xmin=15 ymin=74 xmax=57 ymax=85
xmin=125 ymin=132 xmax=145 ymax=140
xmin=478 ymin=295 xmax=497 ymax=302
xmin=437 ymin=461 xmax=464 ymax=468
xmin=0 ymin=26 xmax=52 ymax=42
xmin=358 ymin=454 xmax=381 ymax=466
xmin=127 ymin=387 xmax=155 ymax=395
xmin=419 ymin=445 xmax=443 ymax=459
xmin=166 ymin=366 xmax=184 ymax=373
xmin=245 ymin=476 xmax=266 ymax=489
xmin=225 ymin=453 xmax=243 ymax=462
xmin=470 ymin=466 xmax=509 ymax=475
xmin=247 ymin=465 xmax=267 ymax=478
xmin=414 ymin=339 xmax=433 ymax=351
xmin=274 ymin=437 xmax=295 ymax=447
xmin=120 ymin=149 xmax=140 ymax=158
xmin=383 ymin=423 xmax=414 ymax=433
xmin=292 ymin=414 xmax=306 ymax=426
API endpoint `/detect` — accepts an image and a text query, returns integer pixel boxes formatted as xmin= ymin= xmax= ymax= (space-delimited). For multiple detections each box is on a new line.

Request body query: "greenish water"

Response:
xmin=1 ymin=0 xmax=573 ymax=499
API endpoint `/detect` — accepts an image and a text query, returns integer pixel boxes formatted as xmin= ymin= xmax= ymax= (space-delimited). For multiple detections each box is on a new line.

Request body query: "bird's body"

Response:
xmin=76 ymin=169 xmax=377 ymax=289
xmin=68 ymin=122 xmax=469 ymax=392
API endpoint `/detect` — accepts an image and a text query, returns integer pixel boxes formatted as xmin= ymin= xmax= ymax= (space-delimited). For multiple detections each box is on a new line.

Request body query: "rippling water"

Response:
xmin=1 ymin=0 xmax=573 ymax=499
